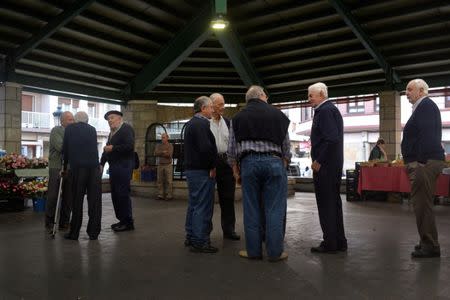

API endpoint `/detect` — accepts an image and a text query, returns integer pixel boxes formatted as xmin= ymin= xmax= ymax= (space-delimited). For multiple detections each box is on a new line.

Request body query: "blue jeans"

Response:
xmin=240 ymin=153 xmax=287 ymax=258
xmin=185 ymin=170 xmax=215 ymax=246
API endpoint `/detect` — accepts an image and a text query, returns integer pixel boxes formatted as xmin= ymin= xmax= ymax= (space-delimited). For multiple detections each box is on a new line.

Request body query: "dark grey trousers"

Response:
xmin=45 ymin=168 xmax=73 ymax=226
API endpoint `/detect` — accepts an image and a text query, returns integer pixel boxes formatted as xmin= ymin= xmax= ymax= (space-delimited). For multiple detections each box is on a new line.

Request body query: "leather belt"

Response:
xmin=218 ymin=153 xmax=227 ymax=160
xmin=239 ymin=150 xmax=282 ymax=161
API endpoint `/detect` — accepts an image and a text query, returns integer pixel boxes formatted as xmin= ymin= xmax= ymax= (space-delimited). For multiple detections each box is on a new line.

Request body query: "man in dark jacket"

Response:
xmin=309 ymin=82 xmax=347 ymax=254
xmin=62 ymin=111 xmax=102 ymax=240
xmin=402 ymin=79 xmax=446 ymax=258
xmin=228 ymin=85 xmax=291 ymax=262
xmin=184 ymin=96 xmax=218 ymax=253
xmin=101 ymin=110 xmax=135 ymax=232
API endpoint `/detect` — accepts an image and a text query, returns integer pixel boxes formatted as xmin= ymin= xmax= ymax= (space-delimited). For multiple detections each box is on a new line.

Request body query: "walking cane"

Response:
xmin=51 ymin=169 xmax=64 ymax=238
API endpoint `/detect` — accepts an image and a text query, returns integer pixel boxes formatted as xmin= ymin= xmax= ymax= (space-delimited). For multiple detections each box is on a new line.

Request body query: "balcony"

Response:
xmin=21 ymin=111 xmax=51 ymax=129
xmin=89 ymin=117 xmax=110 ymax=132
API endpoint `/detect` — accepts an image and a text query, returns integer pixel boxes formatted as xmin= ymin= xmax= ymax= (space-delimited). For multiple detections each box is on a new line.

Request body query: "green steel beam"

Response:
xmin=215 ymin=28 xmax=264 ymax=88
xmin=127 ymin=4 xmax=213 ymax=94
xmin=10 ymin=73 xmax=124 ymax=102
xmin=328 ymin=0 xmax=401 ymax=85
xmin=215 ymin=0 xmax=227 ymax=14
xmin=23 ymin=87 xmax=125 ymax=105
xmin=12 ymin=0 xmax=95 ymax=62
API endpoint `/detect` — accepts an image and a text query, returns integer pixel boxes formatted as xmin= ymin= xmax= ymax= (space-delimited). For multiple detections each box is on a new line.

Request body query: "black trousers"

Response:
xmin=216 ymin=157 xmax=236 ymax=235
xmin=69 ymin=166 xmax=102 ymax=238
xmin=313 ymin=166 xmax=347 ymax=249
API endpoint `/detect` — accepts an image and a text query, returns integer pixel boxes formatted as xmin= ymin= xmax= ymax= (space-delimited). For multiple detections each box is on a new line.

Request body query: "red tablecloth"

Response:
xmin=357 ymin=166 xmax=450 ymax=196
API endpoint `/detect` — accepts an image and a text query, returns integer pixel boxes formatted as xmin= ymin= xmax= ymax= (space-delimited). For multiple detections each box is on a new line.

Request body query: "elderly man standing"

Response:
xmin=45 ymin=111 xmax=74 ymax=231
xmin=101 ymin=110 xmax=136 ymax=232
xmin=309 ymin=82 xmax=347 ymax=254
xmin=228 ymin=85 xmax=291 ymax=262
xmin=154 ymin=132 xmax=173 ymax=200
xmin=402 ymin=79 xmax=446 ymax=258
xmin=210 ymin=93 xmax=240 ymax=241
xmin=62 ymin=111 xmax=102 ymax=240
xmin=184 ymin=96 xmax=218 ymax=253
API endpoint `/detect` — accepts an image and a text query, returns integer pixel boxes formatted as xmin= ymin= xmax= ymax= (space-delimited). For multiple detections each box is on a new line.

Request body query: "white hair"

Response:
xmin=308 ymin=82 xmax=328 ymax=99
xmin=245 ymin=85 xmax=265 ymax=101
xmin=210 ymin=93 xmax=224 ymax=104
xmin=409 ymin=79 xmax=429 ymax=95
xmin=74 ymin=111 xmax=89 ymax=123
xmin=193 ymin=96 xmax=212 ymax=113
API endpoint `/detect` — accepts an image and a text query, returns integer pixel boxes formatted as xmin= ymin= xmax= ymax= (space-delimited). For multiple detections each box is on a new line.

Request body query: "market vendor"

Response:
xmin=45 ymin=111 xmax=74 ymax=231
xmin=369 ymin=138 xmax=387 ymax=161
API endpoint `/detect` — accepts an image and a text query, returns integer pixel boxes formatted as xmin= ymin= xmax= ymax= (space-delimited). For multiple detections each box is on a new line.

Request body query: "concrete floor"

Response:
xmin=1 ymin=193 xmax=450 ymax=300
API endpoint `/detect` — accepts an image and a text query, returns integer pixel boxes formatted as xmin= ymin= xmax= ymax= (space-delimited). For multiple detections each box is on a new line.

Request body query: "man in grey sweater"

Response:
xmin=45 ymin=111 xmax=74 ymax=231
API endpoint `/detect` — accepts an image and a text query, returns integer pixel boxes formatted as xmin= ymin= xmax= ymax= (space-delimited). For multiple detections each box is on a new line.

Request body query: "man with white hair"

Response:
xmin=62 ymin=111 xmax=102 ymax=240
xmin=228 ymin=85 xmax=291 ymax=262
xmin=402 ymin=78 xmax=446 ymax=258
xmin=309 ymin=82 xmax=347 ymax=254
xmin=210 ymin=93 xmax=240 ymax=241
xmin=45 ymin=111 xmax=74 ymax=231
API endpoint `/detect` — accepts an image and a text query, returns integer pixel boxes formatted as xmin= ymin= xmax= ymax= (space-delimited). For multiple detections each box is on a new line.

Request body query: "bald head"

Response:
xmin=60 ymin=111 xmax=74 ymax=128
xmin=245 ymin=85 xmax=268 ymax=102
xmin=406 ymin=78 xmax=429 ymax=104
xmin=210 ymin=93 xmax=225 ymax=119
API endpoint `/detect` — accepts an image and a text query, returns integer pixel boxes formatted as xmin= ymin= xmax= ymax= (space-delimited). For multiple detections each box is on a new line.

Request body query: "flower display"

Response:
xmin=0 ymin=153 xmax=48 ymax=171
xmin=0 ymin=154 xmax=49 ymax=201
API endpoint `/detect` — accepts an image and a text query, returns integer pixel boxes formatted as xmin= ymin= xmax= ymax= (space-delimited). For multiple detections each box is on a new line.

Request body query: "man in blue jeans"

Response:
xmin=184 ymin=96 xmax=218 ymax=253
xmin=228 ymin=85 xmax=291 ymax=262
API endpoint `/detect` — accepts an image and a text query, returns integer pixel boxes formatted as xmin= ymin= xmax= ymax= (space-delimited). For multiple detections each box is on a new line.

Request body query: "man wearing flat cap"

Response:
xmin=101 ymin=110 xmax=136 ymax=232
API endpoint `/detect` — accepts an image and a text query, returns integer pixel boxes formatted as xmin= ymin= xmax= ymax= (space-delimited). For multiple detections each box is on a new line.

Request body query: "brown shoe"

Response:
xmin=238 ymin=250 xmax=262 ymax=260
xmin=268 ymin=252 xmax=288 ymax=262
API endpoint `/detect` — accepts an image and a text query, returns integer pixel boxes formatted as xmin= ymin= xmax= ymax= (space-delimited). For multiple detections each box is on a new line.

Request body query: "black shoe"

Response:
xmin=414 ymin=244 xmax=421 ymax=251
xmin=338 ymin=244 xmax=348 ymax=252
xmin=184 ymin=239 xmax=192 ymax=247
xmin=189 ymin=244 xmax=218 ymax=253
xmin=224 ymin=232 xmax=240 ymax=241
xmin=411 ymin=248 xmax=440 ymax=258
xmin=64 ymin=233 xmax=78 ymax=240
xmin=89 ymin=235 xmax=98 ymax=240
xmin=110 ymin=222 xmax=122 ymax=229
xmin=113 ymin=223 xmax=135 ymax=232
xmin=59 ymin=223 xmax=70 ymax=231
xmin=311 ymin=242 xmax=338 ymax=254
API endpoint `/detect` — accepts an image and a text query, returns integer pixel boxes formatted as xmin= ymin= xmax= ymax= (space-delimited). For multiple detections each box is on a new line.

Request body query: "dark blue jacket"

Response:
xmin=310 ymin=101 xmax=343 ymax=169
xmin=401 ymin=97 xmax=444 ymax=163
xmin=100 ymin=123 xmax=135 ymax=166
xmin=184 ymin=115 xmax=217 ymax=170
xmin=63 ymin=122 xmax=99 ymax=169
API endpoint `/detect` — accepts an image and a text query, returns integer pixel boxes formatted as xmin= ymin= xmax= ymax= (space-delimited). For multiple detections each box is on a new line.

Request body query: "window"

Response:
xmin=375 ymin=97 xmax=380 ymax=112
xmin=88 ymin=103 xmax=97 ymax=118
xmin=445 ymin=89 xmax=450 ymax=108
xmin=301 ymin=107 xmax=312 ymax=122
xmin=22 ymin=94 xmax=34 ymax=111
xmin=58 ymin=97 xmax=79 ymax=113
xmin=347 ymin=101 xmax=365 ymax=113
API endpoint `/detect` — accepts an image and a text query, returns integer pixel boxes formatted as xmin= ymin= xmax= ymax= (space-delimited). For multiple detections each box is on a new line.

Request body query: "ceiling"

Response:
xmin=0 ymin=0 xmax=449 ymax=105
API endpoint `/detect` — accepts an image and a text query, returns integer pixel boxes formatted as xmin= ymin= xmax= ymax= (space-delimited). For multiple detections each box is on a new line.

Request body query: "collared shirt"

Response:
xmin=412 ymin=96 xmax=427 ymax=112
xmin=227 ymin=120 xmax=291 ymax=166
xmin=210 ymin=116 xmax=229 ymax=154
xmin=313 ymin=99 xmax=329 ymax=110
xmin=110 ymin=121 xmax=124 ymax=138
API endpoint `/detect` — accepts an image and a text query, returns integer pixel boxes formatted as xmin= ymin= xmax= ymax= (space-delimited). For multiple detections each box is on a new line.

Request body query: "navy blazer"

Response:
xmin=63 ymin=122 xmax=99 ymax=169
xmin=401 ymin=97 xmax=444 ymax=163
xmin=310 ymin=101 xmax=344 ymax=169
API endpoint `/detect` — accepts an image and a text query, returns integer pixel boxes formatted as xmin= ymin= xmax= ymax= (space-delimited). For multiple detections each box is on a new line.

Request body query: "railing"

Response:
xmin=21 ymin=111 xmax=51 ymax=129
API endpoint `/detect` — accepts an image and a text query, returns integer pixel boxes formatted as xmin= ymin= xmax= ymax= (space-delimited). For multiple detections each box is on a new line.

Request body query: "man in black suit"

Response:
xmin=209 ymin=93 xmax=240 ymax=241
xmin=101 ymin=110 xmax=136 ymax=232
xmin=402 ymin=79 xmax=446 ymax=258
xmin=309 ymin=82 xmax=347 ymax=253
xmin=62 ymin=111 xmax=102 ymax=240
